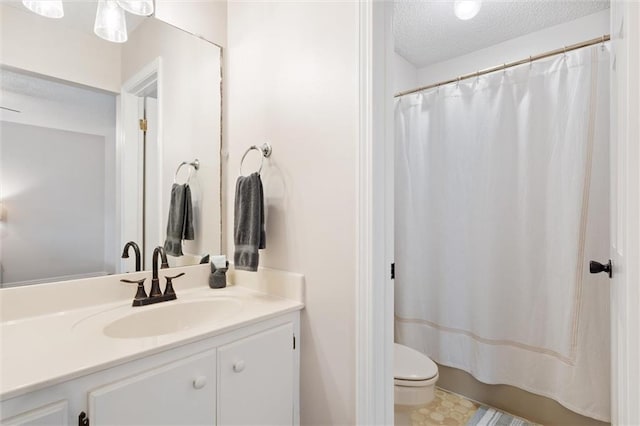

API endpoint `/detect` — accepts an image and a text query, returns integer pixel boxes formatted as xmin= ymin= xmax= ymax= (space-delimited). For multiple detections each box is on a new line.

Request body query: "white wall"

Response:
xmin=0 ymin=4 xmax=121 ymax=93
xmin=416 ymin=10 xmax=610 ymax=87
xmin=121 ymin=18 xmax=222 ymax=260
xmin=154 ymin=0 xmax=227 ymax=47
xmin=1 ymin=4 xmax=123 ymax=276
xmin=0 ymin=123 xmax=107 ymax=286
xmin=394 ymin=52 xmax=418 ymax=94
xmin=0 ymin=77 xmax=117 ymax=285
xmin=226 ymin=2 xmax=359 ymax=424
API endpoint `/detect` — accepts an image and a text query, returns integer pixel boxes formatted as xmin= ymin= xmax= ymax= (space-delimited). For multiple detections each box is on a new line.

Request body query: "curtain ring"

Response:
xmin=563 ymin=46 xmax=567 ymax=57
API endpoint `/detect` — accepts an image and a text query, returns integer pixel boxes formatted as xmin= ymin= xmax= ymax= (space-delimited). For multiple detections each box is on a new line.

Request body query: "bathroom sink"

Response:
xmin=103 ymin=298 xmax=242 ymax=339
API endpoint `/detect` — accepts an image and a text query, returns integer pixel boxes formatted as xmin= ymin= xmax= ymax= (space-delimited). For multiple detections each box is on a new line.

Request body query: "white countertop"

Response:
xmin=0 ymin=265 xmax=304 ymax=401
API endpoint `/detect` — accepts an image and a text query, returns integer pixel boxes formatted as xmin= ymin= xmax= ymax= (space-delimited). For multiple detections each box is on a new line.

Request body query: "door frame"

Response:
xmin=609 ymin=1 xmax=640 ymax=424
xmin=358 ymin=1 xmax=640 ymax=424
xmin=116 ymin=58 xmax=163 ymax=273
xmin=356 ymin=1 xmax=395 ymax=424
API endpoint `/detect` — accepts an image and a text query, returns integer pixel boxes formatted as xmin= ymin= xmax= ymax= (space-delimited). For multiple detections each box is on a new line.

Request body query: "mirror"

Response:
xmin=0 ymin=2 xmax=222 ymax=287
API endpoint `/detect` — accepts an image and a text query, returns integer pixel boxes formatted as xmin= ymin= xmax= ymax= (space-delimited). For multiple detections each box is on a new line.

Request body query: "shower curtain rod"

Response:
xmin=395 ymin=34 xmax=610 ymax=98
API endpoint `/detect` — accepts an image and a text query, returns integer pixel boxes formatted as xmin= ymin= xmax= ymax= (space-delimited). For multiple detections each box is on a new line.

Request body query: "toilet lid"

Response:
xmin=394 ymin=343 xmax=438 ymax=381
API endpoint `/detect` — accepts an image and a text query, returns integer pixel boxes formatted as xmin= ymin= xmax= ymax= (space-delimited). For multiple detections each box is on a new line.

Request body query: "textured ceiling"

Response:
xmin=1 ymin=69 xmax=114 ymax=108
xmin=394 ymin=0 xmax=610 ymax=68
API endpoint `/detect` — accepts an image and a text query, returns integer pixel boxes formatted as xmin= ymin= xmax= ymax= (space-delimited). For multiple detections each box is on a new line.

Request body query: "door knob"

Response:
xmin=589 ymin=259 xmax=612 ymax=278
xmin=233 ymin=360 xmax=245 ymax=373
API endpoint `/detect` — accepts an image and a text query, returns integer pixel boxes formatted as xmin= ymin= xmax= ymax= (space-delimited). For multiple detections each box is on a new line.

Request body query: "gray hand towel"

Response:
xmin=182 ymin=185 xmax=194 ymax=240
xmin=234 ymin=172 xmax=266 ymax=271
xmin=164 ymin=183 xmax=194 ymax=257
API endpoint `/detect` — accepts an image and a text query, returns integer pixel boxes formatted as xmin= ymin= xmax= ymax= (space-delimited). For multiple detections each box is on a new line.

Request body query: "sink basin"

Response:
xmin=103 ymin=298 xmax=242 ymax=339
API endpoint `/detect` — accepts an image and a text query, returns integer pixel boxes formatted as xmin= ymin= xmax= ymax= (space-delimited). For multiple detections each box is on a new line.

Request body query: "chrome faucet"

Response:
xmin=121 ymin=241 xmax=141 ymax=272
xmin=120 ymin=246 xmax=184 ymax=307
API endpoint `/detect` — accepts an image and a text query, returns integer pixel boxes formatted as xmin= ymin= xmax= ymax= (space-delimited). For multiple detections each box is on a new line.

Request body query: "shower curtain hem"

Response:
xmin=435 ymin=358 xmax=609 ymax=423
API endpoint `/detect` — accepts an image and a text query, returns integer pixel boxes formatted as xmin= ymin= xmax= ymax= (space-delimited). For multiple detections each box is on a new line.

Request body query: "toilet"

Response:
xmin=394 ymin=343 xmax=439 ymax=423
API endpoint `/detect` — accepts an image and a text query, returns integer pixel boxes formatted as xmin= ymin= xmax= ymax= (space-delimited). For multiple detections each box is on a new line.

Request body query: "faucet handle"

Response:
xmin=164 ymin=273 xmax=185 ymax=297
xmin=121 ymin=278 xmax=147 ymax=302
xmin=165 ymin=272 xmax=185 ymax=280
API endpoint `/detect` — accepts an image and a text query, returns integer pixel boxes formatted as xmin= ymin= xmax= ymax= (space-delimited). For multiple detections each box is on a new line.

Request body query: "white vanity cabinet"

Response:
xmin=88 ymin=350 xmax=217 ymax=426
xmin=218 ymin=323 xmax=294 ymax=425
xmin=0 ymin=313 xmax=300 ymax=426
xmin=1 ymin=401 xmax=69 ymax=425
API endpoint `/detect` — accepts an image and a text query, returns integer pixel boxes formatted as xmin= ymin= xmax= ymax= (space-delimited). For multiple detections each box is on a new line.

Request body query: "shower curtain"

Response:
xmin=395 ymin=46 xmax=610 ymax=421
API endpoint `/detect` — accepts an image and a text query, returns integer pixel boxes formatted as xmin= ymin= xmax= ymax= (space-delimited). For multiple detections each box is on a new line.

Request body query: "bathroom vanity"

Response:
xmin=0 ymin=265 xmax=304 ymax=425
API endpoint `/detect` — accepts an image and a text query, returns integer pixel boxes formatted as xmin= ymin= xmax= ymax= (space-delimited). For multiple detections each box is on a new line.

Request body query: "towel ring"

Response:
xmin=174 ymin=159 xmax=200 ymax=184
xmin=239 ymin=143 xmax=272 ymax=176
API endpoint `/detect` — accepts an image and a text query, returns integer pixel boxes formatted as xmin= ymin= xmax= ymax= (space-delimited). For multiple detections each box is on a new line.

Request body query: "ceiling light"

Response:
xmin=116 ymin=0 xmax=154 ymax=16
xmin=454 ymin=0 xmax=482 ymax=21
xmin=22 ymin=0 xmax=64 ymax=19
xmin=94 ymin=0 xmax=128 ymax=43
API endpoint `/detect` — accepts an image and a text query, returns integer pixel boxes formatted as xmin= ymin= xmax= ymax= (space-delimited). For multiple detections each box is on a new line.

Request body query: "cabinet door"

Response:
xmin=89 ymin=349 xmax=216 ymax=425
xmin=218 ymin=323 xmax=294 ymax=426
xmin=1 ymin=401 xmax=68 ymax=426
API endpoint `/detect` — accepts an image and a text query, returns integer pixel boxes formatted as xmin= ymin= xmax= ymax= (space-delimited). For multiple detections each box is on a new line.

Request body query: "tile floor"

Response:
xmin=408 ymin=388 xmax=480 ymax=426
xmin=407 ymin=388 xmax=536 ymax=426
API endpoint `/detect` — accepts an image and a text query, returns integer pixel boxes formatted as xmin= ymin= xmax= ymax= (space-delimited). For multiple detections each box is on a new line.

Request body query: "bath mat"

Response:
xmin=466 ymin=407 xmax=534 ymax=426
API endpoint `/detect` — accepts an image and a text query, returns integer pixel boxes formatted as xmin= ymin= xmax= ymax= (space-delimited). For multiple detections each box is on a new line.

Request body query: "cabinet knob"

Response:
xmin=233 ymin=360 xmax=245 ymax=373
xmin=193 ymin=376 xmax=207 ymax=389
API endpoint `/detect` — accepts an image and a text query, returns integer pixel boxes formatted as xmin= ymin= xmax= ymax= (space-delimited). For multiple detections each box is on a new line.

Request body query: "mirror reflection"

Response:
xmin=0 ymin=2 xmax=222 ymax=287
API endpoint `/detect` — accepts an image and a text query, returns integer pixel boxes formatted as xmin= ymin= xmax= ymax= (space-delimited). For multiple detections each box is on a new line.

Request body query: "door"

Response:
xmin=217 ymin=323 xmax=294 ymax=425
xmin=88 ymin=350 xmax=216 ymax=425
xmin=609 ymin=1 xmax=640 ymax=424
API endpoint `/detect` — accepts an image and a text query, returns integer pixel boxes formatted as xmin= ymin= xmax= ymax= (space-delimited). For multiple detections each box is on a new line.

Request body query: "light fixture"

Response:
xmin=116 ymin=0 xmax=154 ymax=17
xmin=94 ymin=0 xmax=128 ymax=43
xmin=454 ymin=0 xmax=482 ymax=21
xmin=22 ymin=0 xmax=64 ymax=19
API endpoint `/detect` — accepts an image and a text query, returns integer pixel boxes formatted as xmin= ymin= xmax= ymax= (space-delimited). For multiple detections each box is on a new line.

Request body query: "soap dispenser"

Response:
xmin=209 ymin=255 xmax=228 ymax=289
